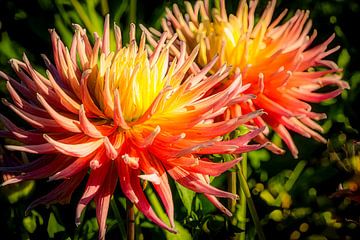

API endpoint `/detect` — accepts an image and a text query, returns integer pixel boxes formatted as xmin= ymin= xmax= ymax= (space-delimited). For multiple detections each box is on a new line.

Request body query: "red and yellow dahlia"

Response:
xmin=158 ymin=0 xmax=350 ymax=157
xmin=0 ymin=16 xmax=265 ymax=238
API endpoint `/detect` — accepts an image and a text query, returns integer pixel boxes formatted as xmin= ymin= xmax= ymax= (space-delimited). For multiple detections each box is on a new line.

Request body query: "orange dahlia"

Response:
xmin=157 ymin=0 xmax=350 ymax=157
xmin=0 ymin=16 xmax=265 ymax=238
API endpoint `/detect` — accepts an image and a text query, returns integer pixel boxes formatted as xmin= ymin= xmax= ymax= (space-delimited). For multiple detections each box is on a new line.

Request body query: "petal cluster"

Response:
xmin=0 ymin=16 xmax=264 ymax=238
xmin=159 ymin=0 xmax=349 ymax=157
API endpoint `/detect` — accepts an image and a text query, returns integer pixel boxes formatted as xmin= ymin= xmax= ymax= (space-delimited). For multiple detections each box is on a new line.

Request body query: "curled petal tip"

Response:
xmin=75 ymin=218 xmax=81 ymax=227
xmin=342 ymin=81 xmax=350 ymax=90
xmin=138 ymin=173 xmax=161 ymax=185
xmin=169 ymin=228 xmax=178 ymax=234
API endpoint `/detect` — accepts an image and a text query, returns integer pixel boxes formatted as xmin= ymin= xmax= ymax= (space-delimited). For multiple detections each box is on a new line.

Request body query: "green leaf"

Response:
xmin=175 ymin=182 xmax=195 ymax=215
xmin=47 ymin=212 xmax=65 ymax=238
xmin=145 ymin=187 xmax=192 ymax=240
xmin=23 ymin=216 xmax=37 ymax=234
xmin=249 ymin=149 xmax=270 ymax=164
xmin=5 ymin=181 xmax=35 ymax=204
xmin=164 ymin=220 xmax=192 ymax=240
xmin=0 ymin=32 xmax=24 ymax=60
xmin=81 ymin=217 xmax=99 ymax=239
xmin=23 ymin=210 xmax=44 ymax=234
xmin=337 ymin=49 xmax=350 ymax=69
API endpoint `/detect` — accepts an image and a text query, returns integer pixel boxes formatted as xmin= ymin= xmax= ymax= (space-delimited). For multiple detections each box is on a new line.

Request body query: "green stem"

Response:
xmin=226 ymin=155 xmax=237 ymax=215
xmin=110 ymin=197 xmax=127 ymax=240
xmin=126 ymin=199 xmax=135 ymax=240
xmin=237 ymin=162 xmax=266 ymax=240
xmin=238 ymin=154 xmax=247 ymax=240
xmin=284 ymin=160 xmax=306 ymax=192
xmin=70 ymin=0 xmax=96 ymax=34
xmin=129 ymin=0 xmax=137 ymax=24
xmin=100 ymin=0 xmax=109 ymax=15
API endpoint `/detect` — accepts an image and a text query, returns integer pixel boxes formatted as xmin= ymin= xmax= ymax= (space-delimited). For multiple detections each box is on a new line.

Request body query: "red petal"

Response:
xmin=130 ymin=168 xmax=176 ymax=233
xmin=139 ymin=151 xmax=175 ymax=227
xmin=166 ymin=165 xmax=238 ymax=199
xmin=49 ymin=149 xmax=101 ymax=181
xmin=75 ymin=158 xmax=110 ymax=225
xmin=116 ymin=154 xmax=139 ymax=203
xmin=94 ymin=163 xmax=117 ymax=240
xmin=181 ymin=157 xmax=241 ymax=176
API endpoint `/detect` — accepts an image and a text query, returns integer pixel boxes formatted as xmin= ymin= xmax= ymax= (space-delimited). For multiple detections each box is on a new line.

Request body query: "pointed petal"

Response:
xmin=139 ymin=152 xmax=175 ymax=227
xmin=37 ymin=93 xmax=81 ymax=133
xmin=94 ymin=163 xmax=117 ymax=240
xmin=166 ymin=165 xmax=238 ymax=199
xmin=0 ymin=113 xmax=45 ymax=144
xmin=204 ymin=194 xmax=232 ymax=216
xmin=44 ymin=134 xmax=103 ymax=157
xmin=26 ymin=170 xmax=87 ymax=213
xmin=181 ymin=157 xmax=241 ymax=176
xmin=49 ymin=150 xmax=100 ymax=181
xmin=116 ymin=155 xmax=139 ymax=203
xmin=75 ymin=158 xmax=110 ymax=225
xmin=113 ymin=89 xmax=130 ymax=129
xmin=130 ymin=168 xmax=176 ymax=233
xmin=5 ymin=142 xmax=56 ymax=154
xmin=103 ymin=136 xmax=118 ymax=160
xmin=1 ymin=155 xmax=73 ymax=186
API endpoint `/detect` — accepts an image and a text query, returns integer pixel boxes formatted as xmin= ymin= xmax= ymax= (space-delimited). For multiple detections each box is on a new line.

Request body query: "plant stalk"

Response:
xmin=129 ymin=0 xmax=137 ymax=24
xmin=237 ymin=162 xmax=266 ymax=240
xmin=227 ymin=155 xmax=237 ymax=215
xmin=238 ymin=153 xmax=247 ymax=240
xmin=110 ymin=197 xmax=127 ymax=239
xmin=126 ymin=199 xmax=135 ymax=240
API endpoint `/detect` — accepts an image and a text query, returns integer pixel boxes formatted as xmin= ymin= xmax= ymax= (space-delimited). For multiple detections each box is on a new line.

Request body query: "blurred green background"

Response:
xmin=0 ymin=0 xmax=359 ymax=239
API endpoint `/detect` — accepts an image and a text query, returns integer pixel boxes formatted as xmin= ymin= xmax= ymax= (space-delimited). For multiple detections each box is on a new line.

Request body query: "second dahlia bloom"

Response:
xmin=159 ymin=0 xmax=350 ymax=157
xmin=0 ymin=16 xmax=265 ymax=238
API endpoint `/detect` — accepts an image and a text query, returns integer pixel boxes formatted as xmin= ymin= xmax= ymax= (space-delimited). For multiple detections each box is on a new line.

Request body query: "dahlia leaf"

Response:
xmin=47 ymin=212 xmax=65 ymax=238
xmin=174 ymin=181 xmax=195 ymax=215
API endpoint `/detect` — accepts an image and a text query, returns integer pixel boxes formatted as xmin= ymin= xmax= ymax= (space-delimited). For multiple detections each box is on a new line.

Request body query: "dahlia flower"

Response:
xmin=0 ymin=15 xmax=265 ymax=238
xmin=157 ymin=0 xmax=350 ymax=157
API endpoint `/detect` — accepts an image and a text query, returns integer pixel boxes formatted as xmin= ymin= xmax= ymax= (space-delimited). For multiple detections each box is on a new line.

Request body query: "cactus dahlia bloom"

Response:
xmin=158 ymin=0 xmax=350 ymax=157
xmin=0 ymin=16 xmax=266 ymax=238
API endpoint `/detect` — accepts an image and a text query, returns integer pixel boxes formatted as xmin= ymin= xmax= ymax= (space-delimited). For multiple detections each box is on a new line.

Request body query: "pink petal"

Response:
xmin=0 ymin=113 xmax=45 ymax=144
xmin=44 ymin=134 xmax=103 ymax=157
xmin=2 ymin=98 xmax=65 ymax=132
xmin=1 ymin=155 xmax=73 ymax=186
xmin=37 ymin=93 xmax=82 ymax=133
xmin=6 ymin=81 xmax=49 ymax=117
xmin=139 ymin=151 xmax=175 ymax=227
xmin=49 ymin=149 xmax=101 ymax=181
xmin=47 ymin=70 xmax=80 ymax=114
xmin=166 ymin=165 xmax=238 ymax=199
xmin=113 ymin=89 xmax=130 ymax=129
xmin=94 ymin=163 xmax=117 ymax=240
xmin=204 ymin=194 xmax=232 ymax=216
xmin=26 ymin=170 xmax=87 ymax=213
xmin=5 ymin=142 xmax=56 ymax=154
xmin=116 ymin=154 xmax=139 ymax=203
xmin=75 ymin=158 xmax=110 ymax=226
xmin=138 ymin=173 xmax=161 ymax=185
xmin=130 ymin=168 xmax=176 ymax=233
xmin=103 ymin=136 xmax=118 ymax=160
